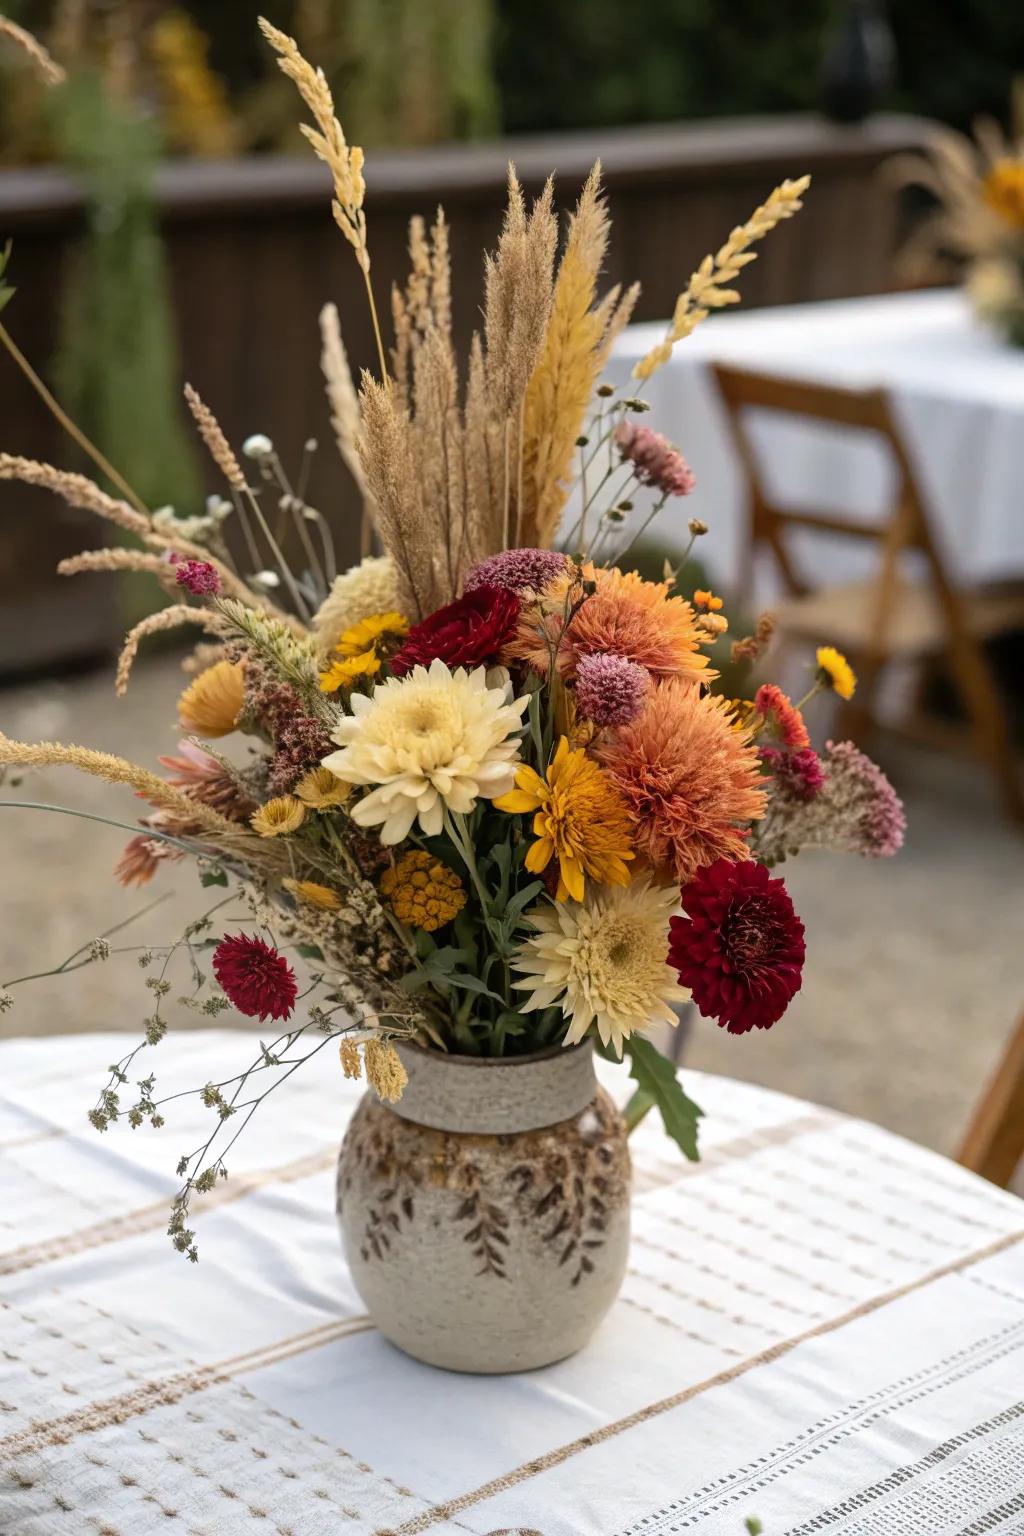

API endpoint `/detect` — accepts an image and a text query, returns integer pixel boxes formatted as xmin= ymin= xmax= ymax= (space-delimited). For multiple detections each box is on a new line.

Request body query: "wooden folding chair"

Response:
xmin=957 ymin=1010 xmax=1024 ymax=1188
xmin=712 ymin=363 xmax=1024 ymax=822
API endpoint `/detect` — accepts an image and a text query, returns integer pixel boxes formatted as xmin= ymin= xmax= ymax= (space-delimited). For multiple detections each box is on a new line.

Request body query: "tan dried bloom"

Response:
xmin=633 ymin=177 xmax=811 ymax=380
xmin=251 ymin=797 xmax=306 ymax=838
xmin=178 ymin=659 xmax=245 ymax=736
xmin=363 ymin=1038 xmax=408 ymax=1104
xmin=294 ymin=765 xmax=351 ymax=810
xmin=258 ymin=17 xmax=369 ymax=275
xmin=0 ymin=17 xmax=66 ymax=85
xmin=283 ymin=877 xmax=341 ymax=910
xmin=339 ymin=1039 xmax=362 ymax=1080
xmin=184 ymin=384 xmax=245 ymax=489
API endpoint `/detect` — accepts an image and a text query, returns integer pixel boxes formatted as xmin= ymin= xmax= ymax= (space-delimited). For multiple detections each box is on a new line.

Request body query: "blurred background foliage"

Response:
xmin=2 ymin=0 xmax=1023 ymax=165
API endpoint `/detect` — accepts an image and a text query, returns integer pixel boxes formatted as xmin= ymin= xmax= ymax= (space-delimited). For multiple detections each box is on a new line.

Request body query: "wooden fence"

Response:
xmin=0 ymin=112 xmax=934 ymax=673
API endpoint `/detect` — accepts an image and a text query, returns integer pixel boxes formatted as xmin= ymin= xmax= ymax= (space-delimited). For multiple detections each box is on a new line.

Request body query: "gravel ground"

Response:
xmin=1 ymin=650 xmax=1022 ymax=1160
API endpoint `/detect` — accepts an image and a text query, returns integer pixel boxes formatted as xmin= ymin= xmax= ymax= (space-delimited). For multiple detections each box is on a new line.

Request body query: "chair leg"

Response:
xmin=956 ymin=1011 xmax=1024 ymax=1187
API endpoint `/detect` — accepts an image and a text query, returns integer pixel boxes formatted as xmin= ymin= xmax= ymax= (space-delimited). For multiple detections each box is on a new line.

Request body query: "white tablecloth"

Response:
xmin=1 ymin=1029 xmax=1022 ymax=1535
xmin=608 ymin=291 xmax=1024 ymax=595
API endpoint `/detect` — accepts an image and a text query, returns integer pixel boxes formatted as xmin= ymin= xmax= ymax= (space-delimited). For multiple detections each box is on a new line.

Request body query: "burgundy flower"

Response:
xmin=391 ymin=585 xmax=520 ymax=677
xmin=759 ymin=745 xmax=825 ymax=802
xmin=175 ymin=559 xmax=221 ymax=596
xmin=614 ymin=420 xmax=695 ymax=497
xmin=212 ymin=933 xmax=297 ymax=1022
xmin=668 ymin=858 xmax=805 ymax=1035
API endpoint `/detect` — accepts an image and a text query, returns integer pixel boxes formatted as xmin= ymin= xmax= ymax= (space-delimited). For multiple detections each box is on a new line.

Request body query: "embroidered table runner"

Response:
xmin=2 ymin=1030 xmax=1021 ymax=1535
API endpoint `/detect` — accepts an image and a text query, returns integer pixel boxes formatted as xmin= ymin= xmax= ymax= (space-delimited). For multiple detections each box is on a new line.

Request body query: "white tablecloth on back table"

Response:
xmin=609 ymin=290 xmax=1024 ymax=595
xmin=1 ymin=1029 xmax=1022 ymax=1535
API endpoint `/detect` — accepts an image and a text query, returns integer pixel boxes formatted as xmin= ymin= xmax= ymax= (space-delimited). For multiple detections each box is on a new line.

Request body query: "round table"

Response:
xmin=608 ymin=289 xmax=1024 ymax=598
xmin=1 ymin=1029 xmax=1021 ymax=1535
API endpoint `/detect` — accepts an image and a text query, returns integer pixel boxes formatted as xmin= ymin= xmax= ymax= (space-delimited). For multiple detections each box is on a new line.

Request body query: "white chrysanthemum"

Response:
xmin=512 ymin=877 xmax=688 ymax=1058
xmin=312 ymin=555 xmax=401 ymax=655
xmin=322 ymin=660 xmax=529 ymax=844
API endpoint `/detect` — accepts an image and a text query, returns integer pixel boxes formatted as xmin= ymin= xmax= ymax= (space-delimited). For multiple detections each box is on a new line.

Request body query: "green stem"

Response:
xmin=0 ymin=801 xmax=216 ymax=856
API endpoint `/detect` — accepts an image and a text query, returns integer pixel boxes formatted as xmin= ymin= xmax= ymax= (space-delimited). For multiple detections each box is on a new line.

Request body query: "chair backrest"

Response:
xmin=711 ymin=362 xmax=932 ymax=606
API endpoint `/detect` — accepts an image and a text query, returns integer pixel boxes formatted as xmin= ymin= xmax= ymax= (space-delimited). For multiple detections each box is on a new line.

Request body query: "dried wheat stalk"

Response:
xmin=633 ymin=176 xmax=811 ymax=380
xmin=0 ymin=454 xmax=151 ymax=537
xmin=116 ymin=605 xmax=225 ymax=697
xmin=0 ymin=17 xmax=65 ymax=84
xmin=183 ymin=384 xmax=245 ymax=489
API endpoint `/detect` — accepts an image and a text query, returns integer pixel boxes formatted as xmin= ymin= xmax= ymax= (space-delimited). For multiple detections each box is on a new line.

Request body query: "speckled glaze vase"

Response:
xmin=336 ymin=1040 xmax=631 ymax=1373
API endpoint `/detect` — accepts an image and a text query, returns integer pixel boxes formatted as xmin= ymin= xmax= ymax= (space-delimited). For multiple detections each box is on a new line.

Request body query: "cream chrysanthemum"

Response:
xmin=512 ymin=877 xmax=688 ymax=1057
xmin=312 ymin=555 xmax=400 ymax=656
xmin=322 ymin=660 xmax=528 ymax=844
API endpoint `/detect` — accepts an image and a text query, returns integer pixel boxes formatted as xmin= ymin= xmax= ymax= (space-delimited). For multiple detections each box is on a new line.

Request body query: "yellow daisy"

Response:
xmin=336 ymin=611 xmax=408 ymax=656
xmin=319 ymin=648 xmax=380 ymax=694
xmin=250 ymin=796 xmax=306 ymax=837
xmin=494 ymin=736 xmax=634 ymax=902
xmin=816 ymin=646 xmax=857 ymax=701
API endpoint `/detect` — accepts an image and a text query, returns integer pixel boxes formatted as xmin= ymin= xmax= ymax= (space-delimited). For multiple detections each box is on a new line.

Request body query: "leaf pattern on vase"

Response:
xmin=337 ymin=1087 xmax=629 ymax=1284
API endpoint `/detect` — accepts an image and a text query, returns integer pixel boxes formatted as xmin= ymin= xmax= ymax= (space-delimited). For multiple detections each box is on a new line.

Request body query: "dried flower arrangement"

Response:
xmin=0 ymin=20 xmax=905 ymax=1262
xmin=891 ymin=86 xmax=1024 ymax=345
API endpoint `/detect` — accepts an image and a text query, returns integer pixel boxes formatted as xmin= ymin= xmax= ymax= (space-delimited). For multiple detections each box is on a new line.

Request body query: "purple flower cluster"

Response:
xmin=614 ymin=421 xmax=695 ymax=497
xmin=574 ymin=652 xmax=649 ymax=726
xmin=175 ymin=559 xmax=221 ymax=597
xmin=464 ymin=547 xmax=568 ymax=595
xmin=756 ymin=739 xmax=905 ymax=863
xmin=267 ymin=715 xmax=334 ymax=796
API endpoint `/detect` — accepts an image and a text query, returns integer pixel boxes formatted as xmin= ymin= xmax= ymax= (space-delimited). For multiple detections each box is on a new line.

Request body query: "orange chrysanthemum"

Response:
xmin=595 ymin=679 xmax=767 ymax=884
xmin=509 ymin=567 xmax=711 ymax=684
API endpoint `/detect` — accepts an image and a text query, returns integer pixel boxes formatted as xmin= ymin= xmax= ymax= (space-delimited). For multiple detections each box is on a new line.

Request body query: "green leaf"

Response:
xmin=445 ymin=971 xmax=508 ymax=1005
xmin=199 ymin=868 xmax=228 ymax=888
xmin=296 ymin=943 xmax=324 ymax=961
xmin=622 ymin=1035 xmax=703 ymax=1161
xmin=504 ymin=879 xmax=545 ymax=921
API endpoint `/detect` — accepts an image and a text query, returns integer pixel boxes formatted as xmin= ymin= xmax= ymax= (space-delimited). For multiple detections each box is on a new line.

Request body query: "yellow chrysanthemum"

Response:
xmin=494 ymin=736 xmax=634 ymax=902
xmin=380 ymin=850 xmax=466 ymax=932
xmin=282 ymin=877 xmax=341 ymax=909
xmin=336 ymin=611 xmax=409 ymax=656
xmin=816 ymin=646 xmax=857 ymax=702
xmin=982 ymin=159 xmax=1024 ymax=229
xmin=294 ymin=765 xmax=351 ymax=810
xmin=178 ymin=659 xmax=244 ymax=737
xmin=250 ymin=796 xmax=306 ymax=838
xmin=319 ymin=647 xmax=381 ymax=694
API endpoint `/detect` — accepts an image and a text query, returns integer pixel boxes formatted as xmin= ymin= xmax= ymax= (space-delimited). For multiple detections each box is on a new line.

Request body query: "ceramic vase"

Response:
xmin=336 ymin=1040 xmax=631 ymax=1373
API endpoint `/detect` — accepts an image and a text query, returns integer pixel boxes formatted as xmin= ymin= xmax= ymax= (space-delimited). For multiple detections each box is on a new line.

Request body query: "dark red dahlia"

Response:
xmin=668 ymin=858 xmax=805 ymax=1035
xmin=390 ymin=585 xmax=520 ymax=677
xmin=212 ymin=933 xmax=297 ymax=1022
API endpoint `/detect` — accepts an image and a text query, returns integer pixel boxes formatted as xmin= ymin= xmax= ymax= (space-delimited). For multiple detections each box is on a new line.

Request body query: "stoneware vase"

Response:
xmin=336 ymin=1039 xmax=631 ymax=1373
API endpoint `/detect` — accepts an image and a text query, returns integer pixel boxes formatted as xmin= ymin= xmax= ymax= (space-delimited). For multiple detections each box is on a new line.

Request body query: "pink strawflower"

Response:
xmin=754 ymin=684 xmax=810 ymax=749
xmin=175 ymin=559 xmax=221 ymax=596
xmin=614 ymin=420 xmax=695 ymax=497
xmin=464 ymin=548 xmax=569 ymax=595
xmin=757 ymin=739 xmax=905 ymax=862
xmin=574 ymin=652 xmax=649 ymax=726
xmin=212 ymin=933 xmax=297 ymax=1021
xmin=759 ymin=745 xmax=825 ymax=801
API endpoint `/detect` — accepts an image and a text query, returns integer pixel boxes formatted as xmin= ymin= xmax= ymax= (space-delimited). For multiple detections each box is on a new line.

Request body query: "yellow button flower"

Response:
xmin=494 ymin=736 xmax=634 ymax=902
xmin=380 ymin=850 xmax=466 ymax=932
